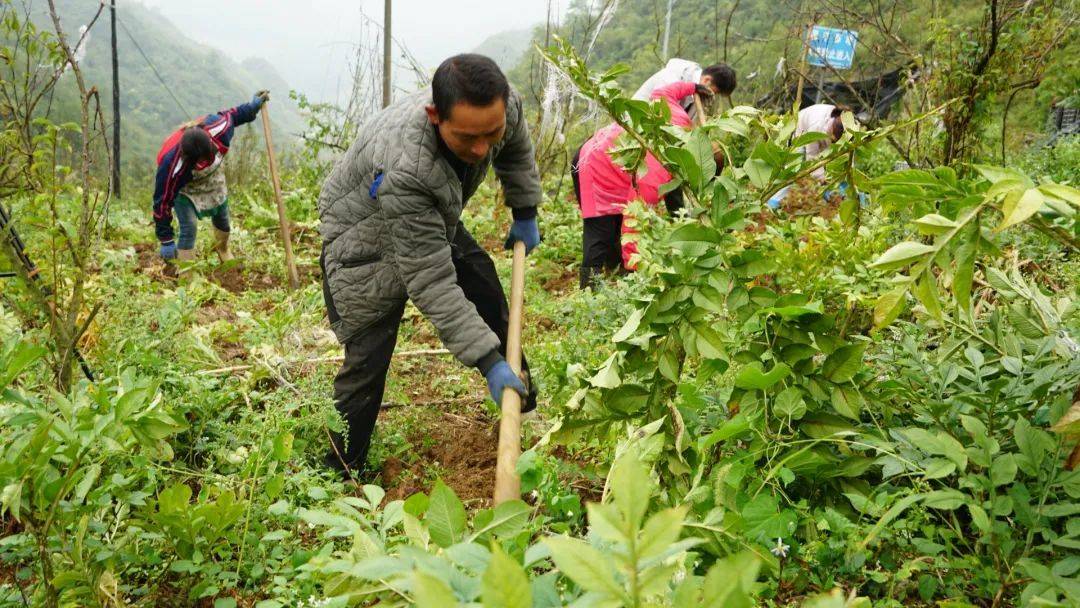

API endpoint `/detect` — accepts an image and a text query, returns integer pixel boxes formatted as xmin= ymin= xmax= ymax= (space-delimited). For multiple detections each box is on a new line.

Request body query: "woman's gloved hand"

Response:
xmin=252 ymin=90 xmax=270 ymax=109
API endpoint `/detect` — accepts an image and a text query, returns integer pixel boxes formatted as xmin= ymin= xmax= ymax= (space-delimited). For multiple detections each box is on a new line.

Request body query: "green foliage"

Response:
xmin=0 ymin=339 xmax=186 ymax=606
xmin=535 ymin=39 xmax=1080 ymax=606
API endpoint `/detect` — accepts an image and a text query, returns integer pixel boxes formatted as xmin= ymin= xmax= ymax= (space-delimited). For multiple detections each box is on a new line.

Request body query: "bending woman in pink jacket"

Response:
xmin=571 ymin=81 xmax=712 ymax=289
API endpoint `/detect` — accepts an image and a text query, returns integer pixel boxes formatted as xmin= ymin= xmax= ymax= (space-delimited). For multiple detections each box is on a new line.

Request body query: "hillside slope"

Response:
xmin=28 ymin=0 xmax=304 ymax=181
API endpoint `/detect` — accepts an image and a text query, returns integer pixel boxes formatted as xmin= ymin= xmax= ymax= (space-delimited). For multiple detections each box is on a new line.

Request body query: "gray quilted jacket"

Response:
xmin=318 ymin=86 xmax=541 ymax=367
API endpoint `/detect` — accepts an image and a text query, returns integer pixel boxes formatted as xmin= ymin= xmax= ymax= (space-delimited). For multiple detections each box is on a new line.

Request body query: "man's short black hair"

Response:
xmin=180 ymin=127 xmax=215 ymax=163
xmin=431 ymin=53 xmax=510 ymax=120
xmin=702 ymin=63 xmax=737 ymax=96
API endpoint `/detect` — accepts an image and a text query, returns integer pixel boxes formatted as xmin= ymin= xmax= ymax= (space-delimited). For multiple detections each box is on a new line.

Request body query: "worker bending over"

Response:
xmin=572 ymin=81 xmax=714 ymax=288
xmin=634 ymin=58 xmax=737 ymax=118
xmin=153 ymin=91 xmax=269 ymax=262
xmin=318 ymin=54 xmax=542 ymax=479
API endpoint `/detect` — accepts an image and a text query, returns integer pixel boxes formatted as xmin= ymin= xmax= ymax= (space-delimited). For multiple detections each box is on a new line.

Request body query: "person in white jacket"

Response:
xmin=633 ymin=58 xmax=736 ymax=117
xmin=794 ymin=104 xmax=846 ymax=179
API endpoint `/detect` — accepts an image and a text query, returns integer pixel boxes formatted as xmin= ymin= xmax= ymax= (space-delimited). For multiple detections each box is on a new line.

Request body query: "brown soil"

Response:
xmin=378 ymin=407 xmax=498 ymax=507
xmin=296 ymin=262 xmax=321 ymax=286
xmin=209 ymin=264 xmax=277 ymax=293
xmin=194 ymin=304 xmax=237 ymax=325
xmin=540 ymin=265 xmax=579 ymax=295
xmin=134 ymin=242 xmax=177 ymax=281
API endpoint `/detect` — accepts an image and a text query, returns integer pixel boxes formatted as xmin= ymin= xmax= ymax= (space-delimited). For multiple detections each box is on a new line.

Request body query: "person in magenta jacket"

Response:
xmin=571 ymin=80 xmax=712 ymax=288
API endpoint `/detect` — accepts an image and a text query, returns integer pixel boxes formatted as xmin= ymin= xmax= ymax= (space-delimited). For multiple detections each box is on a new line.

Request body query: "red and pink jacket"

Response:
xmin=576 ymin=81 xmax=697 ymax=267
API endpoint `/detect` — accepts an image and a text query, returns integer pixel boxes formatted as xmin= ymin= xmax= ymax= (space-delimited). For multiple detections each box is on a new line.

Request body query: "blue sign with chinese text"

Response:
xmin=807 ymin=26 xmax=858 ymax=70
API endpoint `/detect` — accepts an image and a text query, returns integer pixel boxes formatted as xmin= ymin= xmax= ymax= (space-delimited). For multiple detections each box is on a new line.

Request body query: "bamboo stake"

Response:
xmin=494 ymin=240 xmax=527 ymax=504
xmin=260 ymin=102 xmax=300 ymax=290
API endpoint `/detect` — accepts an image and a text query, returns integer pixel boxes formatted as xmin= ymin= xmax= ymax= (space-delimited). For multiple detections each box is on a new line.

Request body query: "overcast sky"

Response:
xmin=138 ymin=0 xmax=551 ymax=105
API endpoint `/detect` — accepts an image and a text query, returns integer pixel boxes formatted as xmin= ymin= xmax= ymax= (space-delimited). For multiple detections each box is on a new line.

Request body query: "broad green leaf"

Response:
xmin=482 ymin=544 xmax=532 ymax=608
xmin=610 ymin=454 xmax=652 ymax=529
xmin=1039 ymin=183 xmax=1080 ymax=208
xmin=920 ymin=458 xmax=956 ymax=480
xmin=612 ymin=308 xmax=644 ymax=343
xmin=913 ymin=274 xmax=943 ymax=322
xmin=743 ymin=157 xmax=772 ymax=189
xmin=1050 ymin=401 xmax=1080 ymax=438
xmin=990 ymin=455 xmax=1018 ymax=487
xmin=899 ymin=428 xmax=968 ymax=470
xmin=413 ymin=570 xmax=459 ymax=608
xmin=700 ymin=414 xmax=751 ymax=449
xmin=790 ymin=131 xmax=831 ymax=148
xmin=427 ymin=480 xmax=467 ymax=548
xmin=913 ymin=213 xmax=958 ymax=235
xmin=687 ymin=130 xmax=717 ymax=190
xmin=953 ymin=220 xmax=978 ymax=314
xmin=590 ymin=353 xmax=621 ymax=389
xmin=973 ymin=164 xmax=1032 ymax=188
xmin=1015 ymin=418 xmax=1052 ymax=470
xmin=830 ymin=386 xmax=864 ymax=420
xmin=694 ymin=324 xmax=726 ymax=359
xmin=869 ymin=242 xmax=935 ymax=271
xmin=822 ymin=343 xmax=866 ymax=383
xmin=996 ymin=188 xmax=1045 ymax=232
xmin=667 ymin=148 xmax=704 ymax=193
xmin=774 ymin=387 xmax=806 ymax=420
xmin=468 ymin=500 xmax=532 ymax=541
xmin=969 ymin=504 xmax=990 ymax=533
xmin=922 ymin=490 xmax=966 ymax=510
xmin=873 ymin=287 xmax=908 ymax=329
xmin=272 ymin=432 xmax=294 ymax=461
xmin=701 ymin=552 xmax=760 ymax=608
xmin=544 ymin=536 xmax=624 ymax=599
xmin=637 ymin=506 xmax=687 ymax=560
xmin=733 ymin=362 xmax=791 ymax=391
xmin=667 ymin=223 xmax=722 ymax=255
xmin=586 ymin=503 xmax=627 ymax=544
xmin=0 ymin=342 xmax=47 ymax=388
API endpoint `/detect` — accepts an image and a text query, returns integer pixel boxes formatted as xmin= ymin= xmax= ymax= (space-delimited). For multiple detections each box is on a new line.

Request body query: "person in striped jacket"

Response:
xmin=153 ymin=91 xmax=269 ymax=262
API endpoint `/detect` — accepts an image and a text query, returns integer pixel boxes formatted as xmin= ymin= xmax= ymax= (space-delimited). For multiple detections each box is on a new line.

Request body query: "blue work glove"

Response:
xmin=485 ymin=360 xmax=528 ymax=405
xmin=160 ymin=240 xmax=177 ymax=260
xmin=252 ymin=90 xmax=270 ymax=109
xmin=504 ymin=217 xmax=540 ymax=255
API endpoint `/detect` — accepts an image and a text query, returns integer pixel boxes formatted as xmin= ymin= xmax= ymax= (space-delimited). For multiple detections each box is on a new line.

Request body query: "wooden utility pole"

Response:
xmin=661 ymin=0 xmax=676 ymax=60
xmin=260 ymin=104 xmax=301 ymax=290
xmin=110 ymin=0 xmax=120 ymax=198
xmin=793 ymin=18 xmax=814 ymax=113
xmin=382 ymin=0 xmax=392 ymax=108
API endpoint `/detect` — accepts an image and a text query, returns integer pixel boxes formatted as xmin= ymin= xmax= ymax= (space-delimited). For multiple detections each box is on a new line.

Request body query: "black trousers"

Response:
xmin=580 ymin=215 xmax=624 ymax=289
xmin=321 ymin=223 xmax=537 ymax=478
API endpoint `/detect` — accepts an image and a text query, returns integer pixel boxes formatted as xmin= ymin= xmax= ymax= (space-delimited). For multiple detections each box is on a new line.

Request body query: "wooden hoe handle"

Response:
xmin=494 ymin=240 xmax=527 ymax=504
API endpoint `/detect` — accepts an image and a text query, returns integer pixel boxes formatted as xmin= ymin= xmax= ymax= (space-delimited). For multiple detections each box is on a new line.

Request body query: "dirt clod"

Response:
xmin=379 ymin=409 xmax=498 ymax=507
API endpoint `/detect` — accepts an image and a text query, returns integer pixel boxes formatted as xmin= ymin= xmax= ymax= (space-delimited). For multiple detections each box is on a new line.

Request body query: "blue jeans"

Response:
xmin=175 ymin=195 xmax=230 ymax=250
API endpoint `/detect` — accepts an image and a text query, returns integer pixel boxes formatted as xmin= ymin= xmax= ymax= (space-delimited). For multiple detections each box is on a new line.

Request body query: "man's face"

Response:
xmin=426 ymin=99 xmax=506 ymax=164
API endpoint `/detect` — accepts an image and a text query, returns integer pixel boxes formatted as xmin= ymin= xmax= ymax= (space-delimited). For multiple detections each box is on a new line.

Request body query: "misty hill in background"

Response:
xmin=27 ymin=0 xmax=304 ymax=182
xmin=472 ymin=28 xmax=533 ymax=72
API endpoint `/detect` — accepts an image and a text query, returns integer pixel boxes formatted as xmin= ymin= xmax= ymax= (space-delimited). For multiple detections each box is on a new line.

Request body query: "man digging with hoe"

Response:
xmin=318 ymin=54 xmax=542 ymax=481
